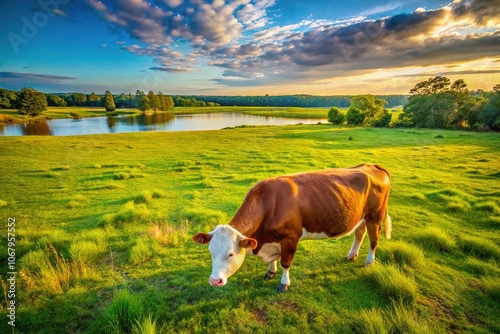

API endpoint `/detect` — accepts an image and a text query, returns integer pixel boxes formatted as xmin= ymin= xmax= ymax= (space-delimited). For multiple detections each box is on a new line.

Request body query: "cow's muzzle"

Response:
xmin=209 ymin=277 xmax=225 ymax=287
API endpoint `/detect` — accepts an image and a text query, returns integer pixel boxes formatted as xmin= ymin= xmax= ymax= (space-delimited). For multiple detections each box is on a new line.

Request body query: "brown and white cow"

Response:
xmin=193 ymin=163 xmax=392 ymax=292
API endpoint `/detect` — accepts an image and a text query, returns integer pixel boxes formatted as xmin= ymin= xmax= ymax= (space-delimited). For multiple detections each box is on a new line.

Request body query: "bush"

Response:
xmin=373 ymin=110 xmax=392 ymax=127
xmin=327 ymin=107 xmax=345 ymax=125
xmin=346 ymin=107 xmax=365 ymax=125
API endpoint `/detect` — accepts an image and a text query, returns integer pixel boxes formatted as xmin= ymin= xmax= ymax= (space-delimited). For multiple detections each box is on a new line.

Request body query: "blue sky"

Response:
xmin=0 ymin=0 xmax=498 ymax=95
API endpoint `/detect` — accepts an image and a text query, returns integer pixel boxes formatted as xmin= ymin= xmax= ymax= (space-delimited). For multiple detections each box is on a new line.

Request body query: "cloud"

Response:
xmin=0 ymin=72 xmax=77 ymax=81
xmin=81 ymin=0 xmax=500 ymax=89
xmin=149 ymin=66 xmax=189 ymax=73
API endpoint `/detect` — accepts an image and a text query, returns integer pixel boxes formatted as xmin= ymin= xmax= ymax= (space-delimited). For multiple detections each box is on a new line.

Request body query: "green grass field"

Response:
xmin=0 ymin=124 xmax=499 ymax=333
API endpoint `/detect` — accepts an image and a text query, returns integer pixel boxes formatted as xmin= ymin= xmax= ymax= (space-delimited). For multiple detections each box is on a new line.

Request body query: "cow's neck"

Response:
xmin=228 ymin=194 xmax=263 ymax=238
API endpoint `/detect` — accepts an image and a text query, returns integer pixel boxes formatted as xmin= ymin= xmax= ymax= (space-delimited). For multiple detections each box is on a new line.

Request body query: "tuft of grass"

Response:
xmin=378 ymin=241 xmax=425 ymax=268
xmin=352 ymin=308 xmax=389 ymax=334
xmin=480 ymin=277 xmax=500 ymax=302
xmin=180 ymin=207 xmax=227 ymax=225
xmin=43 ymin=171 xmax=61 ymax=178
xmin=148 ymin=220 xmax=189 ymax=247
xmin=364 ymin=265 xmax=418 ymax=305
xmin=474 ymin=201 xmax=500 ymax=215
xmin=134 ymin=190 xmax=153 ymax=203
xmin=104 ymin=290 xmax=143 ymax=334
xmin=132 ymin=314 xmax=157 ymax=334
xmin=103 ymin=183 xmax=126 ymax=190
xmin=68 ymin=194 xmax=89 ymax=208
xmin=387 ymin=302 xmax=433 ymax=334
xmin=114 ymin=172 xmax=130 ymax=180
xmin=94 ymin=164 xmax=102 ymax=169
xmin=0 ymin=200 xmax=7 ymax=208
xmin=100 ymin=201 xmax=151 ymax=227
xmin=69 ymin=240 xmax=106 ymax=265
xmin=465 ymin=257 xmax=500 ymax=276
xmin=458 ymin=235 xmax=500 ymax=261
xmin=52 ymin=165 xmax=71 ymax=171
xmin=19 ymin=245 xmax=96 ymax=295
xmin=151 ymin=189 xmax=165 ymax=198
xmin=129 ymin=239 xmax=153 ymax=265
xmin=413 ymin=227 xmax=456 ymax=252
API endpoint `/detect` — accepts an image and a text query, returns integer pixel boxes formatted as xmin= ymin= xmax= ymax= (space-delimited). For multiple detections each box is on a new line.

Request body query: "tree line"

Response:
xmin=188 ymin=94 xmax=408 ymax=108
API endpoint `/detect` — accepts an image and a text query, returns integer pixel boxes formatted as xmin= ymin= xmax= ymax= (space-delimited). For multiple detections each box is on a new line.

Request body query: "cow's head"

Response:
xmin=193 ymin=225 xmax=258 ymax=287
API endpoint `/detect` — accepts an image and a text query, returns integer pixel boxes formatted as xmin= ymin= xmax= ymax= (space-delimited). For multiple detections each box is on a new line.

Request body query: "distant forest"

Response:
xmin=189 ymin=95 xmax=408 ymax=108
xmin=0 ymin=89 xmax=408 ymax=109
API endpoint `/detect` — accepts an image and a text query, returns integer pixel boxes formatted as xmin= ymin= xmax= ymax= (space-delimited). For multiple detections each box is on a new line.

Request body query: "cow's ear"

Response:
xmin=192 ymin=233 xmax=212 ymax=244
xmin=239 ymin=238 xmax=258 ymax=250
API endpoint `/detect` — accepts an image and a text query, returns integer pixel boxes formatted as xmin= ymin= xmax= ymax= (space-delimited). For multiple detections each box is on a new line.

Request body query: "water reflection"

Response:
xmin=22 ymin=120 xmax=52 ymax=135
xmin=0 ymin=112 xmax=327 ymax=137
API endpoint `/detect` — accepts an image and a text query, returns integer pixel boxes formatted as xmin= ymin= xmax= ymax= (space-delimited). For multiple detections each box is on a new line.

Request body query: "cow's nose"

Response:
xmin=209 ymin=277 xmax=224 ymax=287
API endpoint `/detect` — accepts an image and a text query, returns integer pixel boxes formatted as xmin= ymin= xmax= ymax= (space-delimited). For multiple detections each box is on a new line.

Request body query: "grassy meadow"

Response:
xmin=0 ymin=124 xmax=499 ymax=333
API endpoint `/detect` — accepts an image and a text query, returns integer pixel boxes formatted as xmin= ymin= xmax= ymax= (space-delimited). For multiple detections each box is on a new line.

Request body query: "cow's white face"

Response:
xmin=193 ymin=225 xmax=257 ymax=287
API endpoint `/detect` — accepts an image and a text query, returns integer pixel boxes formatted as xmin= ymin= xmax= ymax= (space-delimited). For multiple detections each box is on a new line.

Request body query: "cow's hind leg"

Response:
xmin=347 ymin=219 xmax=367 ymax=261
xmin=364 ymin=212 xmax=384 ymax=266
xmin=264 ymin=260 xmax=278 ymax=280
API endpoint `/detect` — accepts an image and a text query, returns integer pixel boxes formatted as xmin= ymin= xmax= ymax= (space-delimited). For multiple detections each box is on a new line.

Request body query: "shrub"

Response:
xmin=413 ymin=227 xmax=455 ymax=252
xmin=372 ymin=110 xmax=392 ymax=127
xmin=346 ymin=107 xmax=365 ymax=125
xmin=104 ymin=290 xmax=143 ymax=334
xmin=327 ymin=107 xmax=345 ymax=125
xmin=378 ymin=241 xmax=425 ymax=268
xmin=364 ymin=265 xmax=418 ymax=305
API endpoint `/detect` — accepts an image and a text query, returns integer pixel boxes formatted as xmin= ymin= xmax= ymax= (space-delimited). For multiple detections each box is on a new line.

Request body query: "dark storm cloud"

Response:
xmin=452 ymin=0 xmax=500 ymax=25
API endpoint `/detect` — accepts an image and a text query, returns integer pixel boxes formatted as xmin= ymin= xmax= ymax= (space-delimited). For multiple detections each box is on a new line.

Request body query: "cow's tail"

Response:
xmin=385 ymin=210 xmax=392 ymax=239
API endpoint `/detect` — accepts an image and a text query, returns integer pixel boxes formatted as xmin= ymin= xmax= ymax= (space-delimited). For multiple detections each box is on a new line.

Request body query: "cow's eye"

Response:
xmin=228 ymin=253 xmax=234 ymax=258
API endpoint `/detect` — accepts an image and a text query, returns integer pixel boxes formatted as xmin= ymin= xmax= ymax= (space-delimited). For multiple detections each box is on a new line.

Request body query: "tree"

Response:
xmin=409 ymin=76 xmax=451 ymax=95
xmin=158 ymin=92 xmax=167 ymax=111
xmin=46 ymin=94 xmax=67 ymax=107
xmin=327 ymin=107 xmax=345 ymax=125
xmin=166 ymin=95 xmax=174 ymax=109
xmin=18 ymin=87 xmax=47 ymax=116
xmin=346 ymin=107 xmax=364 ymax=125
xmin=104 ymin=90 xmax=116 ymax=112
xmin=0 ymin=88 xmax=18 ymax=109
xmin=88 ymin=92 xmax=101 ymax=107
xmin=147 ymin=91 xmax=160 ymax=113
xmin=349 ymin=95 xmax=386 ymax=126
xmin=135 ymin=90 xmax=150 ymax=113
xmin=72 ymin=92 xmax=87 ymax=106
xmin=480 ymin=89 xmax=500 ymax=130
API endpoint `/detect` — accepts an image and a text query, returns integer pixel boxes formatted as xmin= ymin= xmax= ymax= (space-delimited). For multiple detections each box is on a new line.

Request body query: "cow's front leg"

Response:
xmin=277 ymin=238 xmax=298 ymax=292
xmin=264 ymin=260 xmax=278 ymax=280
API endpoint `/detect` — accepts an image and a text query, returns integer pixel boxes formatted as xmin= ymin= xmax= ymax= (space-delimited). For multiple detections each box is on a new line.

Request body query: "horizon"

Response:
xmin=1 ymin=0 xmax=499 ymax=96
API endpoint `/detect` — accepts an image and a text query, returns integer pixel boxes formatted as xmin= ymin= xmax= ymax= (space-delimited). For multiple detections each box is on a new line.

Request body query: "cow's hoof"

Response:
xmin=264 ymin=271 xmax=277 ymax=280
xmin=277 ymin=284 xmax=289 ymax=293
xmin=347 ymin=255 xmax=357 ymax=261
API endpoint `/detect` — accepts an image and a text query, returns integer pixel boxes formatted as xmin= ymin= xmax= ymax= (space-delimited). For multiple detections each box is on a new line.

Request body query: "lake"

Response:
xmin=0 ymin=113 xmax=327 ymax=136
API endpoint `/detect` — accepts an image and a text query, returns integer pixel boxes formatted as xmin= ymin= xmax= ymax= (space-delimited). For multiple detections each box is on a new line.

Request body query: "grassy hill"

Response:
xmin=0 ymin=125 xmax=499 ymax=333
